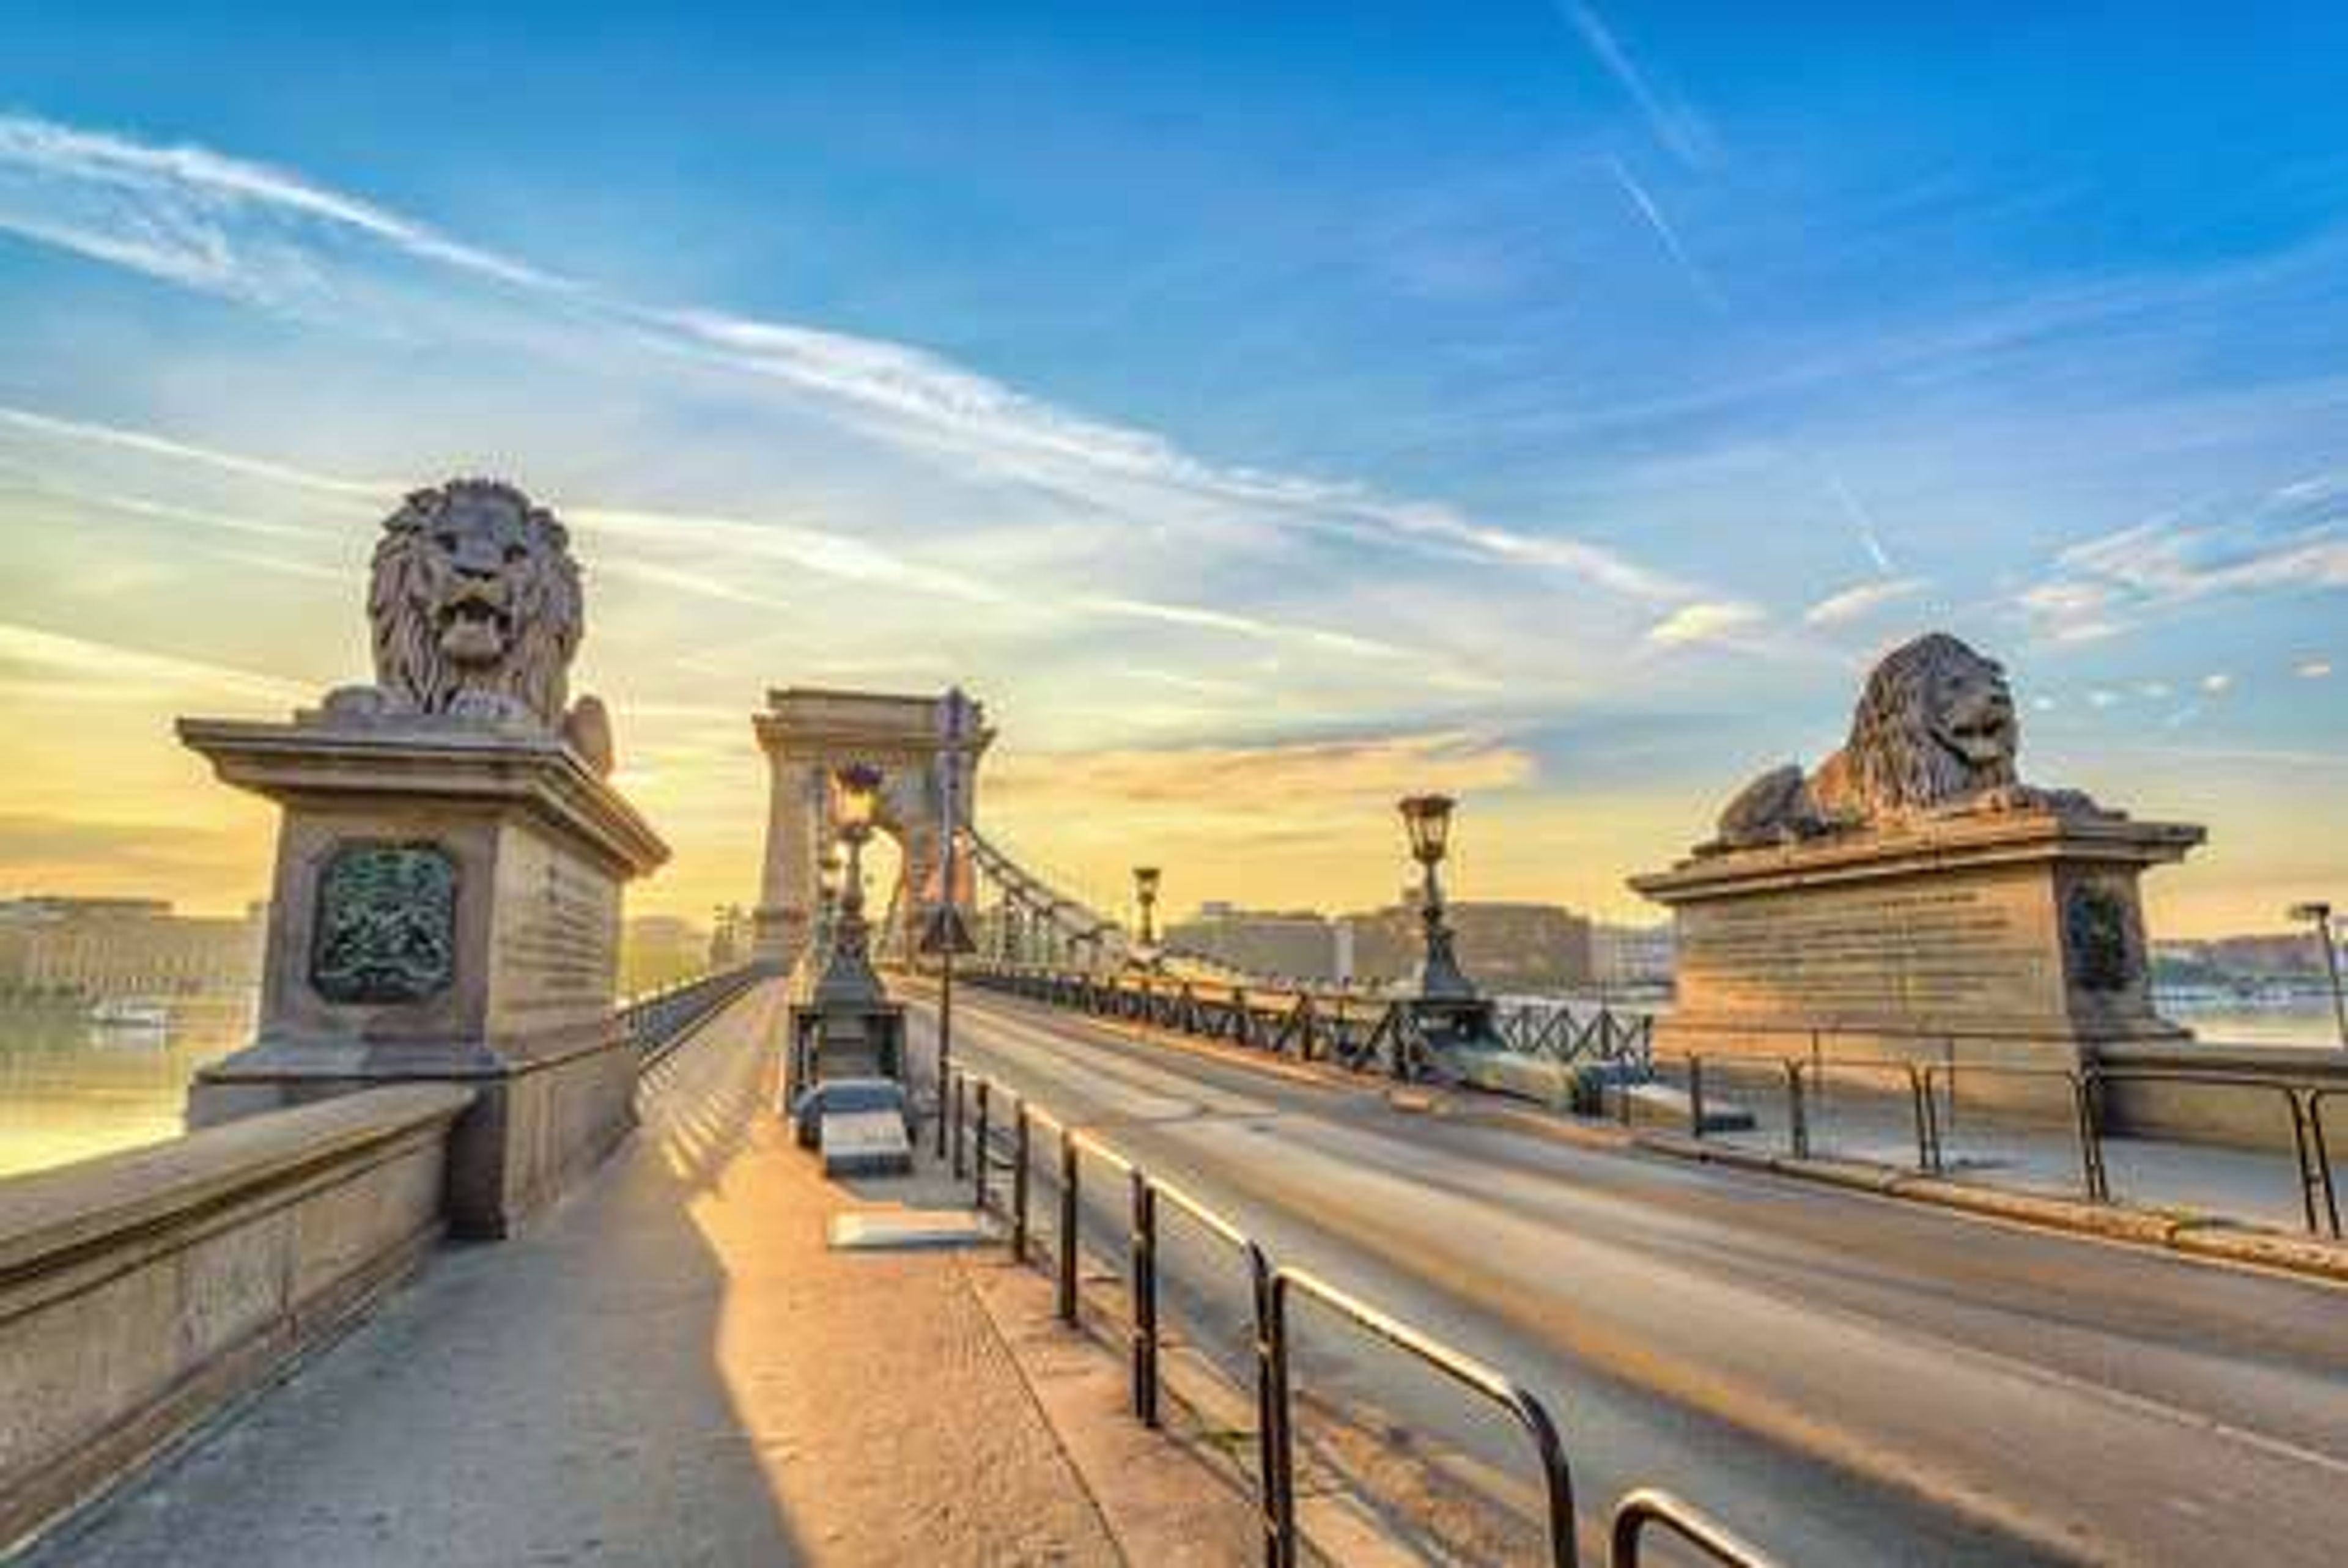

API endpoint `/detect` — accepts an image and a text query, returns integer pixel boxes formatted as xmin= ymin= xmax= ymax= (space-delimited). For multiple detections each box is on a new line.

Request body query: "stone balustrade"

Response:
xmin=0 ymin=1085 xmax=471 ymax=1552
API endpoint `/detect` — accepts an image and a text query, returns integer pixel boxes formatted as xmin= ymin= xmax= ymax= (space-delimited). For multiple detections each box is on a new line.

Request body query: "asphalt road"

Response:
xmin=910 ymin=984 xmax=2348 ymax=1567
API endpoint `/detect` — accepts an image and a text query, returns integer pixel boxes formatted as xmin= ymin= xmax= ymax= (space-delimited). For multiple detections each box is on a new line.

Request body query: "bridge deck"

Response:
xmin=27 ymin=981 xmax=1123 ymax=1568
xmin=918 ymin=981 xmax=2348 ymax=1567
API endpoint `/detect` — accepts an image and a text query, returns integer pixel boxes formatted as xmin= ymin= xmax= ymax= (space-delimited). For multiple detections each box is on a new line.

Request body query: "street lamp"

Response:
xmin=812 ymin=763 xmax=885 ymax=1007
xmin=1133 ymin=866 xmax=1162 ymax=949
xmin=1398 ymin=794 xmax=1474 ymax=1001
xmin=2289 ymin=900 xmax=2347 ymax=1049
xmin=805 ymin=846 xmax=845 ymax=977
xmin=784 ymin=762 xmax=907 ymax=1128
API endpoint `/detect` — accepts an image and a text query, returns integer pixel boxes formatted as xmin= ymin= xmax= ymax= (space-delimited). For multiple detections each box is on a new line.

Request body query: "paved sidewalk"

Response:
xmin=1669 ymin=1061 xmax=2337 ymax=1234
xmin=26 ymin=982 xmax=1131 ymax=1567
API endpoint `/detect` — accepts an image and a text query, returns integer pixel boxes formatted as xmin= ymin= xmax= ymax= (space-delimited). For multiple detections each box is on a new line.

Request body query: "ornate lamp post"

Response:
xmin=785 ymin=761 xmax=909 ymax=1141
xmin=811 ymin=763 xmax=885 ymax=1008
xmin=1392 ymin=793 xmax=1494 ymax=1063
xmin=811 ymin=845 xmax=845 ymax=960
xmin=2289 ymin=900 xmax=2347 ymax=1049
xmin=1133 ymin=866 xmax=1162 ymax=965
xmin=1398 ymin=794 xmax=1475 ymax=1001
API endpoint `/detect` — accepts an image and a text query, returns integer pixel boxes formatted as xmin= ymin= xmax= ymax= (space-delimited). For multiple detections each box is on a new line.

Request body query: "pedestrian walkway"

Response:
xmin=24 ymin=982 xmax=1137 ymax=1567
xmin=1671 ymin=1060 xmax=2337 ymax=1234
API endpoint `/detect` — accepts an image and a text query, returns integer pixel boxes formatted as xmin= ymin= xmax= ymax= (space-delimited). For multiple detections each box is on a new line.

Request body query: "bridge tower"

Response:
xmin=751 ymin=687 xmax=992 ymax=971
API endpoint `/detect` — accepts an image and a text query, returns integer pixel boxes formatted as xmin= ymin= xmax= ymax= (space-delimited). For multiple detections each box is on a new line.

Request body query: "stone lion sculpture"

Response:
xmin=1709 ymin=631 xmax=2097 ymax=851
xmin=323 ymin=479 xmax=613 ymax=773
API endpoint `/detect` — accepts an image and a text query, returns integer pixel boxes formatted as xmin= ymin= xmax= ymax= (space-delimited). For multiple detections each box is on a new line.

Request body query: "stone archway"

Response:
xmin=750 ymin=686 xmax=991 ymax=969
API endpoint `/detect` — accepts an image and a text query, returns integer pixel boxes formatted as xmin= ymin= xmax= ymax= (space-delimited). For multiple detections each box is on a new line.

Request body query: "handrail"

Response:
xmin=942 ymin=1059 xmax=1615 ymax=1568
xmin=962 ymin=960 xmax=1465 ymax=1084
xmin=619 ymin=963 xmax=764 ymax=1068
xmin=1648 ymin=1048 xmax=2348 ymax=1233
xmin=1610 ymin=1488 xmax=1782 ymax=1567
xmin=2086 ymin=1066 xmax=2333 ymax=1234
xmin=1271 ymin=1265 xmax=1579 ymax=1568
xmin=2308 ymin=1089 xmax=2344 ymax=1238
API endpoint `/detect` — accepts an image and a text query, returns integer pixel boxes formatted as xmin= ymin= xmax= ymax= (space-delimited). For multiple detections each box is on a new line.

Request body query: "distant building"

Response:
xmin=2153 ymin=933 xmax=2335 ymax=987
xmin=1340 ymin=894 xmax=1595 ymax=994
xmin=0 ymin=897 xmax=264 ymax=999
xmin=621 ymin=914 xmax=713 ymax=996
xmin=1165 ymin=904 xmax=1345 ymax=982
xmin=708 ymin=904 xmax=754 ymax=970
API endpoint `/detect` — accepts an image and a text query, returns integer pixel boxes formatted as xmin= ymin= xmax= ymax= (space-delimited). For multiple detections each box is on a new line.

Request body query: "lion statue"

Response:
xmin=1709 ymin=631 xmax=2098 ymax=851
xmin=323 ymin=479 xmax=613 ymax=773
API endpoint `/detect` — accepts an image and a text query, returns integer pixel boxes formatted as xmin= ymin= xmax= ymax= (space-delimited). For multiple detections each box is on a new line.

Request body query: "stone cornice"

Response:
xmin=751 ymin=687 xmax=996 ymax=760
xmin=176 ymin=718 xmax=670 ymax=877
xmin=1632 ymin=809 xmax=2204 ymax=904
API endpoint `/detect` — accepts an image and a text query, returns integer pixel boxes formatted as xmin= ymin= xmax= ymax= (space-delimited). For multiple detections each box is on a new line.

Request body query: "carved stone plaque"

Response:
xmin=311 ymin=841 xmax=458 ymax=1003
xmin=2064 ymin=883 xmax=2135 ymax=993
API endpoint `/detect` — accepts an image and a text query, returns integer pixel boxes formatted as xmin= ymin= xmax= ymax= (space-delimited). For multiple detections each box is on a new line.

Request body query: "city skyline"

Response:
xmin=3 ymin=4 xmax=2345 ymax=935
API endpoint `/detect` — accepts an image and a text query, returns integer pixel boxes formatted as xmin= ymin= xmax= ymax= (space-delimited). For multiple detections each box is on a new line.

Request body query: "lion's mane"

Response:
xmin=366 ymin=479 xmax=581 ymax=728
xmin=1710 ymin=631 xmax=2032 ymax=850
xmin=1811 ymin=631 xmax=2018 ymax=820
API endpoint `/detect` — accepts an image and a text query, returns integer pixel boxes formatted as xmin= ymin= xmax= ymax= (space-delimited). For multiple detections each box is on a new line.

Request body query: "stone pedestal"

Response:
xmin=178 ymin=718 xmax=669 ymax=1238
xmin=1631 ymin=810 xmax=2203 ymax=1071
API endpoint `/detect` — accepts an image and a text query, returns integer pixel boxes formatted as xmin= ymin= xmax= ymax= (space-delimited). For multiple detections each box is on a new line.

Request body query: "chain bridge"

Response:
xmin=7 ymin=664 xmax=2345 ymax=1568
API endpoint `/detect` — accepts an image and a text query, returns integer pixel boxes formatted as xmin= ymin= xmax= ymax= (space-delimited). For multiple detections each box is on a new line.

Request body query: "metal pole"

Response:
xmin=937 ymin=943 xmax=955 ymax=1158
xmin=951 ymin=1069 xmax=966 ymax=1180
xmin=2323 ymin=913 xmax=2348 ymax=1051
xmin=973 ymin=1078 xmax=990 ymax=1211
xmin=1011 ymin=1102 xmax=1032 ymax=1261
xmin=1785 ymin=1061 xmax=1810 ymax=1160
xmin=1260 ymin=1265 xmax=1296 ymax=1568
xmin=935 ymin=691 xmax=970 ymax=1155
xmin=1058 ymin=1130 xmax=1081 ymax=1325
xmin=1130 ymin=1172 xmax=1159 ymax=1427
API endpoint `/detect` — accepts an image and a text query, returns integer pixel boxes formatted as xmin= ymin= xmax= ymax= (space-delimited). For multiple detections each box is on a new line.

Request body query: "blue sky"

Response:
xmin=0 ymin=2 xmax=2341 ymax=931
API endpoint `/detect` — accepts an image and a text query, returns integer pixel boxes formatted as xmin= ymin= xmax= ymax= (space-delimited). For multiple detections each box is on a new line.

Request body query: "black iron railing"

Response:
xmin=618 ymin=965 xmax=766 ymax=1068
xmin=1628 ymin=1047 xmax=2344 ymax=1239
xmin=942 ymin=1060 xmax=1780 ymax=1568
xmin=962 ymin=961 xmax=1654 ymax=1085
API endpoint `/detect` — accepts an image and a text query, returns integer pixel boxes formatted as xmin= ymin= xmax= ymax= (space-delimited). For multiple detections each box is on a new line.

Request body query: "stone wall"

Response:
xmin=0 ymin=1086 xmax=470 ymax=1551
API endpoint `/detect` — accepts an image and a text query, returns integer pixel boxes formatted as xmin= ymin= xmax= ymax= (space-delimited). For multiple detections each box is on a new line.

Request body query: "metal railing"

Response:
xmin=941 ymin=1060 xmax=1779 ymax=1568
xmin=618 ymin=965 xmax=765 ymax=1067
xmin=963 ymin=961 xmax=1655 ymax=1088
xmin=1630 ymin=1048 xmax=2344 ymax=1239
xmin=1611 ymin=1489 xmax=1780 ymax=1567
xmin=1494 ymin=997 xmax=1656 ymax=1069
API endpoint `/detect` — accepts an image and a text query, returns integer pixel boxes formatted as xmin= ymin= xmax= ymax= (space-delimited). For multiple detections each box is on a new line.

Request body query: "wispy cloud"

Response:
xmin=2 ymin=403 xmax=1462 ymax=672
xmin=0 ymin=111 xmax=1703 ymax=609
xmin=991 ymin=729 xmax=1536 ymax=812
xmin=0 ymin=113 xmax=565 ymax=304
xmin=1803 ymin=576 xmax=1926 ymax=627
xmin=1554 ymin=2 xmax=1715 ymax=167
xmin=0 ymin=619 xmax=312 ymax=704
xmin=0 ymin=404 xmax=392 ymax=499
xmin=1601 ymin=156 xmax=1722 ymax=309
xmin=1072 ymin=595 xmax=1413 ymax=661
xmin=1646 ymin=599 xmax=1765 ymax=648
xmin=2018 ymin=472 xmax=2348 ymax=642
xmin=1826 ymin=471 xmax=1897 ymax=573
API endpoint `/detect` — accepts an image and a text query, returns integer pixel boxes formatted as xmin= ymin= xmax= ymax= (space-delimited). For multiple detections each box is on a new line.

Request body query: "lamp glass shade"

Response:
xmin=1398 ymin=794 xmax=1455 ymax=864
xmin=832 ymin=762 xmax=883 ymax=836
xmin=1133 ymin=866 xmax=1162 ymax=902
xmin=2291 ymin=901 xmax=2333 ymax=923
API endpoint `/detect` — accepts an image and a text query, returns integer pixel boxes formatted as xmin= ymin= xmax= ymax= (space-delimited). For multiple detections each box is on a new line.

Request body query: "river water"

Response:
xmin=0 ymin=997 xmax=255 ymax=1179
xmin=0 ymin=990 xmax=2339 ymax=1181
